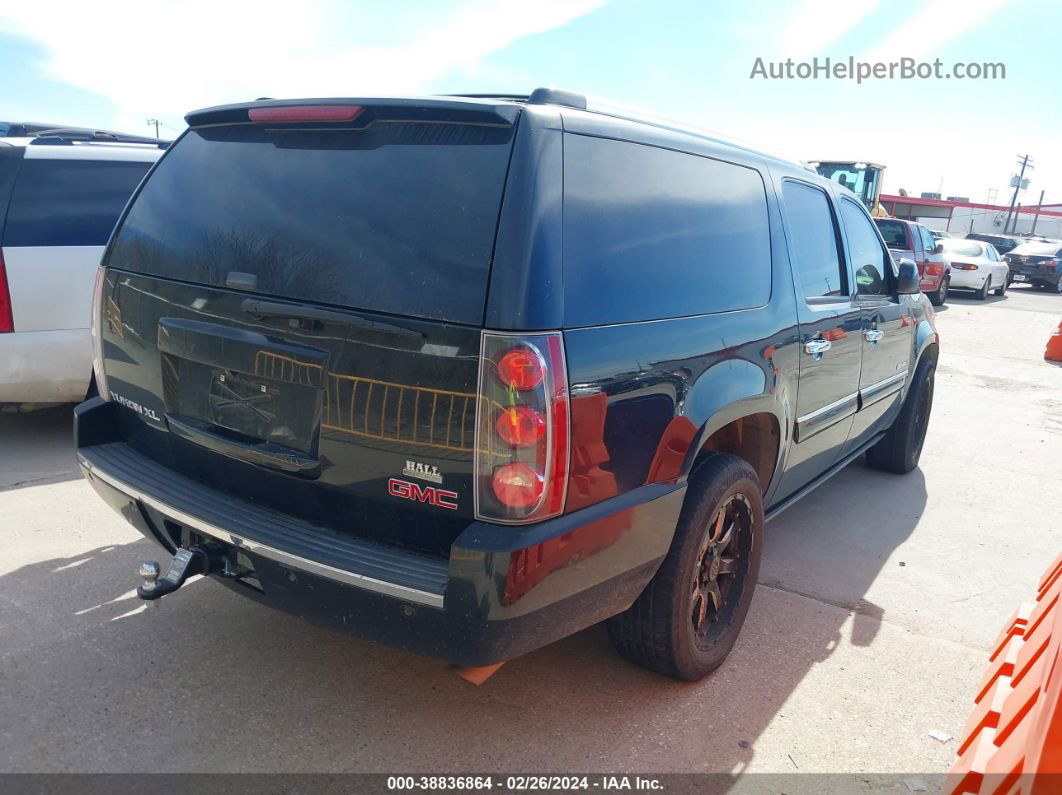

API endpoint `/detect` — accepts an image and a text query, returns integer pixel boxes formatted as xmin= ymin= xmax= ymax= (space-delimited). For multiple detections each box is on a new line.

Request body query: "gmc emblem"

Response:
xmin=387 ymin=478 xmax=458 ymax=511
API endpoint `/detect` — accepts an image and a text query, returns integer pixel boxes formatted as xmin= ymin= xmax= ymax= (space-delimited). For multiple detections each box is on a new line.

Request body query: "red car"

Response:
xmin=874 ymin=218 xmax=951 ymax=306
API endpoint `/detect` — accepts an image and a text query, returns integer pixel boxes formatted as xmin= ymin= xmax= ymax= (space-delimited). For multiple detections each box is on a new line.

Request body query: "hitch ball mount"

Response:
xmin=137 ymin=544 xmax=227 ymax=600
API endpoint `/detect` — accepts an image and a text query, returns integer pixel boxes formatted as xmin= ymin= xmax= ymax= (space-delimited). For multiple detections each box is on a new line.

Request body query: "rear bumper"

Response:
xmin=0 ymin=328 xmax=90 ymax=403
xmin=75 ymin=398 xmax=685 ymax=666
xmin=949 ymin=269 xmax=989 ymax=290
xmin=1008 ymin=266 xmax=1060 ymax=285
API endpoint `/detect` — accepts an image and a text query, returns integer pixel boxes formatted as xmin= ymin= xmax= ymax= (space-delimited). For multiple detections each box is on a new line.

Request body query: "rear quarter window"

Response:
xmin=2 ymin=158 xmax=151 ymax=247
xmin=562 ymin=135 xmax=772 ymax=326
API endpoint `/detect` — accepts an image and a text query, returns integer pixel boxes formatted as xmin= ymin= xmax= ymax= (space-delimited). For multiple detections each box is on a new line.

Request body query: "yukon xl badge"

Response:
xmin=110 ymin=391 xmax=161 ymax=423
xmin=403 ymin=459 xmax=443 ymax=484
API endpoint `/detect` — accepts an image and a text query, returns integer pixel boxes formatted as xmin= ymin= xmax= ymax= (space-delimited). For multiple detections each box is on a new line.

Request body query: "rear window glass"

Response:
xmin=3 ymin=159 xmax=151 ymax=247
xmin=942 ymin=240 xmax=985 ymax=257
xmin=562 ymin=135 xmax=772 ymax=326
xmin=874 ymin=219 xmax=908 ymax=249
xmin=1009 ymin=242 xmax=1062 ymax=257
xmin=106 ymin=123 xmax=515 ymax=325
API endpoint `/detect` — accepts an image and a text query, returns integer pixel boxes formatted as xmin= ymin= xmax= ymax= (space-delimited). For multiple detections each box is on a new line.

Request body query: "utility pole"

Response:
xmin=1004 ymin=154 xmax=1034 ymax=234
xmin=146 ymin=118 xmax=160 ymax=140
xmin=1031 ymin=189 xmax=1046 ymax=235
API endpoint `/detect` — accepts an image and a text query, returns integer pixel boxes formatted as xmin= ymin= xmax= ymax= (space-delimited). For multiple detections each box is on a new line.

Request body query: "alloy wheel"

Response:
xmin=690 ymin=493 xmax=752 ymax=646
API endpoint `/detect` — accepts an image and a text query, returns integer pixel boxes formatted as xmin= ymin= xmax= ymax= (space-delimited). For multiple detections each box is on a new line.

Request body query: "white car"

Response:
xmin=939 ymin=238 xmax=1011 ymax=300
xmin=0 ymin=130 xmax=162 ymax=407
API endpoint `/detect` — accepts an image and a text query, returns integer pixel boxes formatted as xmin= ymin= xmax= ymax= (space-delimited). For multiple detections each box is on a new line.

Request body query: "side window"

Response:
xmin=840 ymin=198 xmax=891 ymax=297
xmin=920 ymin=226 xmax=937 ymax=254
xmin=562 ymin=135 xmax=772 ymax=326
xmin=2 ymin=158 xmax=151 ymax=247
xmin=985 ymin=245 xmax=997 ymax=261
xmin=841 ymin=198 xmax=892 ymax=297
xmin=781 ymin=181 xmax=846 ymax=299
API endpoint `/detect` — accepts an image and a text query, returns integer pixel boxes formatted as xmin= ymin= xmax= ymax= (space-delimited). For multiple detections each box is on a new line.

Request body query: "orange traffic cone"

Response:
xmin=1046 ymin=320 xmax=1062 ymax=363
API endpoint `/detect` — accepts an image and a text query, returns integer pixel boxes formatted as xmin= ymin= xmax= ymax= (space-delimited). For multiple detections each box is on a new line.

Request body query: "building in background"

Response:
xmin=880 ymin=194 xmax=1062 ymax=239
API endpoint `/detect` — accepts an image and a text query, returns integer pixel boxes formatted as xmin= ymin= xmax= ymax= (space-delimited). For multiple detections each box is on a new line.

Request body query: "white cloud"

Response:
xmin=778 ymin=0 xmax=880 ymax=59
xmin=862 ymin=0 xmax=1013 ymax=62
xmin=0 ymin=0 xmax=607 ymax=132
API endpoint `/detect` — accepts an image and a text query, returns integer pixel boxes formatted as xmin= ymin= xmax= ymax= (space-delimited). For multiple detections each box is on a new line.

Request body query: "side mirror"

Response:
xmin=933 ymin=243 xmax=944 ymax=255
xmin=897 ymin=258 xmax=920 ymax=295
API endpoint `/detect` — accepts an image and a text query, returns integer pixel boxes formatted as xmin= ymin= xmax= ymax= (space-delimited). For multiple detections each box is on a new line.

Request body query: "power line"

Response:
xmin=1003 ymin=154 xmax=1034 ymax=234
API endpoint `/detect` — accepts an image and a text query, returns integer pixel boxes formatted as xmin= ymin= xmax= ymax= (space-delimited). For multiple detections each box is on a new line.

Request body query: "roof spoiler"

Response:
xmin=186 ymin=97 xmax=523 ymax=129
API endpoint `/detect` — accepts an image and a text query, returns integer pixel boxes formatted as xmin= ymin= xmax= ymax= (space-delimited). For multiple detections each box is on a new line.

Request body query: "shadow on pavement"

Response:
xmin=0 ymin=404 xmax=80 ymax=491
xmin=0 ymin=457 xmax=925 ymax=777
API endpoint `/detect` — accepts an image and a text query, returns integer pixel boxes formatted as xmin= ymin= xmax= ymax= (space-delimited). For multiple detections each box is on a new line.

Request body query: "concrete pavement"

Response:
xmin=1 ymin=286 xmax=1060 ymax=776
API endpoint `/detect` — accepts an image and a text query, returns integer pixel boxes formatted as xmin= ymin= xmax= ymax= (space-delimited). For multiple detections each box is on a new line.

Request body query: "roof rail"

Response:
xmin=28 ymin=128 xmax=170 ymax=148
xmin=446 ymin=88 xmax=588 ymax=110
xmin=448 ymin=93 xmax=531 ymax=102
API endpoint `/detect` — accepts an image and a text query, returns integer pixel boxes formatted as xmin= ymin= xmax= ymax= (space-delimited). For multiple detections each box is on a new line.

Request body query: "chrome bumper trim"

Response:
xmin=78 ymin=453 xmax=445 ymax=608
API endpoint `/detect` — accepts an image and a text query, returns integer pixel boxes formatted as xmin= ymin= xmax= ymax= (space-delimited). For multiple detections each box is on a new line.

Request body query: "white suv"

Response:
xmin=0 ymin=130 xmax=163 ymax=407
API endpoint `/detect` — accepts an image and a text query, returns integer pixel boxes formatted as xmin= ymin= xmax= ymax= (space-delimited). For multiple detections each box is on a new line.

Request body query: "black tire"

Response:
xmin=976 ymin=276 xmax=991 ymax=300
xmin=994 ymin=276 xmax=1008 ymax=297
xmin=607 ymin=453 xmax=764 ymax=681
xmin=866 ymin=354 xmax=936 ymax=474
xmin=1054 ymin=279 xmax=1062 ymax=294
xmin=928 ymin=276 xmax=949 ymax=306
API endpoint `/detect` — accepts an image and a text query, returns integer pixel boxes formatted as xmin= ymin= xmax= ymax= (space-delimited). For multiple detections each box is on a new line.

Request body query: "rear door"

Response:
xmin=99 ymin=105 xmax=518 ymax=557
xmin=839 ymin=197 xmax=915 ymax=453
xmin=2 ymin=149 xmax=154 ymax=333
xmin=775 ymin=179 xmax=862 ymax=498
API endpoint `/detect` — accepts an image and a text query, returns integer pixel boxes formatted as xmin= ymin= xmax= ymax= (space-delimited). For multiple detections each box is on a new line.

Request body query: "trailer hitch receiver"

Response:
xmin=137 ymin=544 xmax=224 ymax=600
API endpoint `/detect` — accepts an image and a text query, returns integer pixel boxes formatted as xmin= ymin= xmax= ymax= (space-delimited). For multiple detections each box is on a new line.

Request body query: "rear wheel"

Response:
xmin=866 ymin=354 xmax=936 ymax=474
xmin=607 ymin=454 xmax=763 ymax=681
xmin=1054 ymin=279 xmax=1062 ymax=294
xmin=976 ymin=276 xmax=991 ymax=300
xmin=928 ymin=276 xmax=949 ymax=306
xmin=994 ymin=275 xmax=1008 ymax=297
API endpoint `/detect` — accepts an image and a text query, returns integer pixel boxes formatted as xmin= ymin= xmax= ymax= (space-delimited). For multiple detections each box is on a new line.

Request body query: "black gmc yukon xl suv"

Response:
xmin=75 ymin=89 xmax=938 ymax=680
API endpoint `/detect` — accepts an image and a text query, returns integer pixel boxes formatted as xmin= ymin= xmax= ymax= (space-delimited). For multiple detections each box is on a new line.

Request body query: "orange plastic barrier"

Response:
xmin=1046 ymin=320 xmax=1062 ymax=363
xmin=949 ymin=552 xmax=1062 ymax=794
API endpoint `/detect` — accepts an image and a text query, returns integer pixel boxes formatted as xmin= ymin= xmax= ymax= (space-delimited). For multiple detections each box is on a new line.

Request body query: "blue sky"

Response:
xmin=2 ymin=0 xmax=1059 ymax=203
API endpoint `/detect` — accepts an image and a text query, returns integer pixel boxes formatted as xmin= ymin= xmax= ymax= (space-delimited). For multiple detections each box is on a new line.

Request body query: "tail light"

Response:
xmin=475 ymin=331 xmax=570 ymax=523
xmin=1042 ymin=259 xmax=1059 ymax=269
xmin=0 ymin=249 xmax=13 ymax=333
xmin=924 ymin=262 xmax=944 ymax=277
xmin=952 ymin=263 xmax=978 ymax=271
xmin=90 ymin=267 xmax=110 ymax=400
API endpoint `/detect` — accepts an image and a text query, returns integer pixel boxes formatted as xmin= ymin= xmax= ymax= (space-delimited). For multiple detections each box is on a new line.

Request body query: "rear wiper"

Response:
xmin=241 ymin=298 xmax=423 ymax=339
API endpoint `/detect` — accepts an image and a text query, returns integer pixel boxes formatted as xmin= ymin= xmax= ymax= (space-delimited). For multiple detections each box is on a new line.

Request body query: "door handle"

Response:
xmin=804 ymin=339 xmax=832 ymax=360
xmin=864 ymin=329 xmax=885 ymax=344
